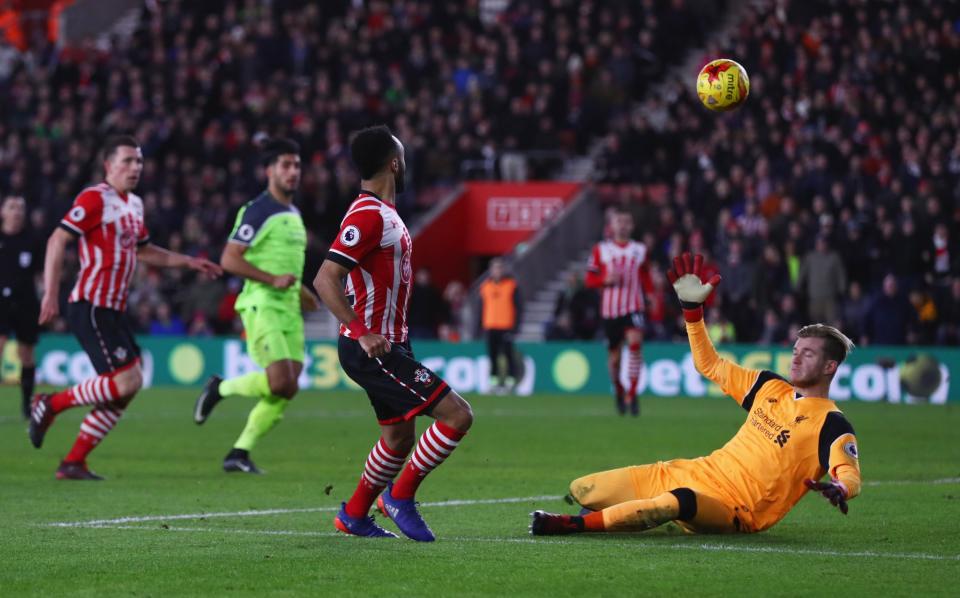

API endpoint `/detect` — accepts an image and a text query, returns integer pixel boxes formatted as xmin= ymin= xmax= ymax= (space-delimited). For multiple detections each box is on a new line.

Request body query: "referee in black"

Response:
xmin=0 ymin=195 xmax=43 ymax=418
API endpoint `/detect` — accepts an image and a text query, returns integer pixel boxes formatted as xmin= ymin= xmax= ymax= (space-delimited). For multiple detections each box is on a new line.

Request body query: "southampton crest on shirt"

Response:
xmin=414 ymin=368 xmax=432 ymax=385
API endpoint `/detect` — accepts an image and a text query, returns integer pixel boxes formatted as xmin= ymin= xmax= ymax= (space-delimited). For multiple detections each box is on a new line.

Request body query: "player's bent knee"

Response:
xmin=269 ymin=376 xmax=298 ymax=399
xmin=112 ymin=367 xmax=143 ymax=399
xmin=569 ymin=475 xmax=594 ymax=506
xmin=441 ymin=391 xmax=473 ymax=431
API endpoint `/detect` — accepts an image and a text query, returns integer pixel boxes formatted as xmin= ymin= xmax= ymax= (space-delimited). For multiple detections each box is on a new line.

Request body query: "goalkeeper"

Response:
xmin=531 ymin=252 xmax=861 ymax=535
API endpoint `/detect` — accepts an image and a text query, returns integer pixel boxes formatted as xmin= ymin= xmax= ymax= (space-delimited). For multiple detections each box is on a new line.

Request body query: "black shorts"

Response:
xmin=338 ymin=336 xmax=450 ymax=425
xmin=0 ymin=296 xmax=40 ymax=345
xmin=67 ymin=301 xmax=141 ymax=375
xmin=603 ymin=312 xmax=645 ymax=349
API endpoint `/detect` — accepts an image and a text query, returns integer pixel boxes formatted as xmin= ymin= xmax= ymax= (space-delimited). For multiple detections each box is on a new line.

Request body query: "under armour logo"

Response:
xmin=113 ymin=347 xmax=128 ymax=361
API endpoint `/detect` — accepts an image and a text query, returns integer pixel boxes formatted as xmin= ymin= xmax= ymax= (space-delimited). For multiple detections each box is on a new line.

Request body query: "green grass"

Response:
xmin=1 ymin=388 xmax=958 ymax=596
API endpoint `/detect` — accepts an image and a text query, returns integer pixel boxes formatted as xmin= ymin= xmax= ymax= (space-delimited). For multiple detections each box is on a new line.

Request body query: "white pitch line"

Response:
xmin=865 ymin=477 xmax=960 ymax=486
xmin=45 ymin=476 xmax=960 ymax=529
xmin=109 ymin=525 xmax=341 ymax=538
xmin=64 ymin=525 xmax=960 ymax=562
xmin=45 ymin=495 xmax=564 ymax=528
xmin=44 ymin=476 xmax=960 ymax=529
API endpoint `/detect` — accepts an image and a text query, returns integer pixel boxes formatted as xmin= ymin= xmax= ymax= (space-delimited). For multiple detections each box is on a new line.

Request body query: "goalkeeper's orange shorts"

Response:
xmin=569 ymin=459 xmax=754 ymax=533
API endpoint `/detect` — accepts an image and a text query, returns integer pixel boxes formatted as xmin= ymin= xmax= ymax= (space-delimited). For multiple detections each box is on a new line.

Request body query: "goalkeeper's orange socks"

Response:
xmin=582 ymin=493 xmax=681 ymax=532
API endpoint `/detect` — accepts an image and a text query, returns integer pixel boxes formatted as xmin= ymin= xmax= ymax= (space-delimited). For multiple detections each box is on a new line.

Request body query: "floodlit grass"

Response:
xmin=1 ymin=388 xmax=958 ymax=596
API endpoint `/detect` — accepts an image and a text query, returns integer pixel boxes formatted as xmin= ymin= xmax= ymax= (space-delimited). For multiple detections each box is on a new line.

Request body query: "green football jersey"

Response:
xmin=228 ymin=191 xmax=307 ymax=313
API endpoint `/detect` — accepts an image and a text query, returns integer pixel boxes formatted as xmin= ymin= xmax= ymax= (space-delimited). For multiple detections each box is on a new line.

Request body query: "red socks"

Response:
xmin=626 ymin=342 xmax=643 ymax=400
xmin=344 ymin=437 xmax=407 ymax=518
xmin=391 ymin=421 xmax=466 ymax=500
xmin=64 ymin=405 xmax=123 ymax=463
xmin=51 ymin=375 xmax=121 ymax=413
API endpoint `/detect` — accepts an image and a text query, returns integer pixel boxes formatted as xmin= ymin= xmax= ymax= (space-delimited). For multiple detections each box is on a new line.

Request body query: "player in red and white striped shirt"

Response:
xmin=584 ymin=208 xmax=653 ymax=416
xmin=29 ymin=136 xmax=221 ymax=480
xmin=315 ymin=125 xmax=473 ymax=541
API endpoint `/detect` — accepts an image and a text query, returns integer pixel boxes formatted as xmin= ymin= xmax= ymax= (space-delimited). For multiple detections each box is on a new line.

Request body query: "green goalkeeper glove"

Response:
xmin=665 ymin=252 xmax=722 ymax=322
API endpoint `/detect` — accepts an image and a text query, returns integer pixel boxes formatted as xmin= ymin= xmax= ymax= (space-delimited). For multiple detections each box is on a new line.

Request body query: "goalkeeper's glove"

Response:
xmin=665 ymin=252 xmax=722 ymax=322
xmin=804 ymin=478 xmax=849 ymax=515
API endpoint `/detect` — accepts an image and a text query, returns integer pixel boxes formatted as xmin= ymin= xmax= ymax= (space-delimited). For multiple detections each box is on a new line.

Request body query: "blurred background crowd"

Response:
xmin=1 ymin=0 xmax=958 ymax=346
xmin=581 ymin=0 xmax=960 ymax=347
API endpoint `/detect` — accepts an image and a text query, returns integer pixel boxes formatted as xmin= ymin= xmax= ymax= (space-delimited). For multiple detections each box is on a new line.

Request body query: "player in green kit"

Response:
xmin=193 ymin=138 xmax=319 ymax=473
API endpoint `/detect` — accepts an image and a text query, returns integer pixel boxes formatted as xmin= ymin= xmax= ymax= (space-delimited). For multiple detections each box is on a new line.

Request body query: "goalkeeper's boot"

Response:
xmin=334 ymin=503 xmax=398 ymax=538
xmin=377 ymin=482 xmax=435 ymax=542
xmin=56 ymin=460 xmax=104 ymax=481
xmin=223 ymin=448 xmax=263 ymax=474
xmin=29 ymin=393 xmax=55 ymax=449
xmin=529 ymin=511 xmax=585 ymax=535
xmin=194 ymin=375 xmax=224 ymax=424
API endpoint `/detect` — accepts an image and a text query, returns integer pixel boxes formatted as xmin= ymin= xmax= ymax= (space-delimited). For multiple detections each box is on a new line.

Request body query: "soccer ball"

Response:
xmin=696 ymin=58 xmax=750 ymax=112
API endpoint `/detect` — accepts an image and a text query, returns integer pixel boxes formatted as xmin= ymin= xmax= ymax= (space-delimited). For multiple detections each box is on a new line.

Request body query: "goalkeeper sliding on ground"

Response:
xmin=531 ymin=252 xmax=862 ymax=535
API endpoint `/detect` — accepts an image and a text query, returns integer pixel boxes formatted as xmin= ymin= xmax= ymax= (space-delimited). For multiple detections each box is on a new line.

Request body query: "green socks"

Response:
xmin=234 ymin=396 xmax=290 ymax=452
xmin=218 ymin=372 xmax=289 ymax=452
xmin=218 ymin=372 xmax=270 ymax=398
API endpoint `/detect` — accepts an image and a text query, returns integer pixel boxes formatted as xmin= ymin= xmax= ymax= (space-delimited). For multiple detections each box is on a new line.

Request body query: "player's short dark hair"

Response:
xmin=797 ymin=324 xmax=855 ymax=364
xmin=102 ymin=135 xmax=140 ymax=161
xmin=259 ymin=138 xmax=301 ymax=167
xmin=349 ymin=125 xmax=398 ymax=179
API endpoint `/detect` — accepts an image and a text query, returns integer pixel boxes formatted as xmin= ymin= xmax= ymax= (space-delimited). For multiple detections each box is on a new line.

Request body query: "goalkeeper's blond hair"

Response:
xmin=797 ymin=324 xmax=855 ymax=364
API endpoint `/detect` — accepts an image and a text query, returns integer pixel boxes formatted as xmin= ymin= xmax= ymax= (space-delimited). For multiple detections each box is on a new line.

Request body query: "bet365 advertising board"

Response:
xmin=2 ymin=336 xmax=955 ymax=403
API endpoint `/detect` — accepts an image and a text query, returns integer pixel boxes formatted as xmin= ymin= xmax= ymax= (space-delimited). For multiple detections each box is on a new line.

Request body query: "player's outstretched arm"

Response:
xmin=39 ymin=228 xmax=73 ymax=324
xmin=220 ymin=242 xmax=293 ymax=288
xmin=804 ymin=479 xmax=851 ymax=515
xmin=806 ymin=416 xmax=861 ymax=515
xmin=667 ymin=252 xmax=760 ymax=405
xmin=138 ymin=243 xmax=223 ymax=278
xmin=665 ymin=252 xmax=721 ymax=321
xmin=313 ymin=260 xmax=390 ymax=358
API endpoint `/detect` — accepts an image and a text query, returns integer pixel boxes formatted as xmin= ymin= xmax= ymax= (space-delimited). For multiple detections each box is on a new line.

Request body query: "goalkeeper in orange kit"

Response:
xmin=531 ymin=253 xmax=861 ymax=535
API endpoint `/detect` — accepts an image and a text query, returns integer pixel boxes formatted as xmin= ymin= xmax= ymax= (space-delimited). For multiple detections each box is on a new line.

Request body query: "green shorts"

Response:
xmin=239 ymin=306 xmax=304 ymax=368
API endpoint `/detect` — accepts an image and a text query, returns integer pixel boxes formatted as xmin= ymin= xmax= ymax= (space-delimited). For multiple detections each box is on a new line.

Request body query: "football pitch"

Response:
xmin=1 ymin=388 xmax=958 ymax=596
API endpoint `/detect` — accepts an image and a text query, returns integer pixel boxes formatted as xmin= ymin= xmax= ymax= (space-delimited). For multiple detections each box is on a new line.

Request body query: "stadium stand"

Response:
xmin=0 ymin=0 xmax=957 ymax=346
xmin=584 ymin=0 xmax=960 ymax=345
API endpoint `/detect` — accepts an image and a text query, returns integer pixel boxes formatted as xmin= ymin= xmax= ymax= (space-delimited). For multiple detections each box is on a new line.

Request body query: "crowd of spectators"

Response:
xmin=0 ymin=0 xmax=719 ymax=336
xmin=562 ymin=0 xmax=960 ymax=347
xmin=3 ymin=0 xmax=956 ymax=348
